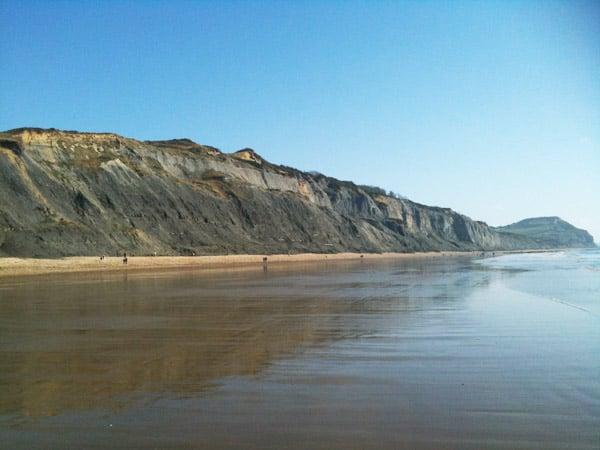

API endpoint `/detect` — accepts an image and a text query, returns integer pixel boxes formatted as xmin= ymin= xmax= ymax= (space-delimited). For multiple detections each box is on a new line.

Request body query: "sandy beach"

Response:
xmin=0 ymin=251 xmax=465 ymax=278
xmin=1 ymin=249 xmax=598 ymax=449
xmin=0 ymin=249 xmax=556 ymax=278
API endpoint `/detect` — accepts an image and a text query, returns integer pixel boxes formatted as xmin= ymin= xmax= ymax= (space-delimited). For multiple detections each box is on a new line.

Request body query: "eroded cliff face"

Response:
xmin=0 ymin=128 xmax=546 ymax=257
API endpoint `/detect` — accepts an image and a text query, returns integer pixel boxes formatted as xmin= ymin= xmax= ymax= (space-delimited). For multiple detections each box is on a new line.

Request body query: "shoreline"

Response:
xmin=0 ymin=249 xmax=561 ymax=279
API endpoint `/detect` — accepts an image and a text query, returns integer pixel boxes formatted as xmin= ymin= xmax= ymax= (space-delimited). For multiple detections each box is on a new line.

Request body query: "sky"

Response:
xmin=1 ymin=0 xmax=599 ymax=241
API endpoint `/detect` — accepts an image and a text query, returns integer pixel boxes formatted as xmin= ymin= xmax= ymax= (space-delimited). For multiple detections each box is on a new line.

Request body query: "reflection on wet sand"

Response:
xmin=0 ymin=258 xmax=480 ymax=419
xmin=2 ymin=254 xmax=598 ymax=449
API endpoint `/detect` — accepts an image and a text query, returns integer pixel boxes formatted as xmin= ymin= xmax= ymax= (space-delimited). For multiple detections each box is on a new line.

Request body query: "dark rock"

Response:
xmin=0 ymin=139 xmax=23 ymax=156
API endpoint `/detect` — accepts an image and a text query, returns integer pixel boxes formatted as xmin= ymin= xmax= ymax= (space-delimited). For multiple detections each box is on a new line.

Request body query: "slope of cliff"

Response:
xmin=496 ymin=217 xmax=595 ymax=249
xmin=0 ymin=128 xmax=585 ymax=257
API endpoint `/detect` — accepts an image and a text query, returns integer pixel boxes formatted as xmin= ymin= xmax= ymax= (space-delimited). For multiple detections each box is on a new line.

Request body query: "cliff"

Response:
xmin=0 ymin=128 xmax=590 ymax=257
xmin=495 ymin=217 xmax=595 ymax=249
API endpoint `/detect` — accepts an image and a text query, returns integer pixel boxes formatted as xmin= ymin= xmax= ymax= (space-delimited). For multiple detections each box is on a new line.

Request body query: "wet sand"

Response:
xmin=0 ymin=251 xmax=598 ymax=449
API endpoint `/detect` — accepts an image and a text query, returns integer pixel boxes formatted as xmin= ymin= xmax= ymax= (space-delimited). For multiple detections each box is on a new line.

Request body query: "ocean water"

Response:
xmin=0 ymin=250 xmax=598 ymax=449
xmin=481 ymin=248 xmax=600 ymax=317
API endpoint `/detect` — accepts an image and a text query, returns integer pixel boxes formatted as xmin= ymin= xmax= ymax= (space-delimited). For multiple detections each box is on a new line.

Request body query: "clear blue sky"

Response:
xmin=1 ymin=0 xmax=599 ymax=240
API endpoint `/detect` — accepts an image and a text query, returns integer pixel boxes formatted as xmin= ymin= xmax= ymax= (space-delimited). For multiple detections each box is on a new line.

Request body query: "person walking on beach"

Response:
xmin=123 ymin=252 xmax=128 ymax=265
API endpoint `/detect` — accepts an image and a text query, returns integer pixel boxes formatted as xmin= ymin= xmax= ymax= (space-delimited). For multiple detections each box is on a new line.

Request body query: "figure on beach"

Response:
xmin=123 ymin=252 xmax=128 ymax=265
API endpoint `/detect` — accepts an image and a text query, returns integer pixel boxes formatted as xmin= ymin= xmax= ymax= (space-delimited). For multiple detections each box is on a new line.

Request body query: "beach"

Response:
xmin=0 ymin=250 xmax=546 ymax=278
xmin=0 ymin=252 xmax=469 ymax=278
xmin=1 ymin=249 xmax=598 ymax=449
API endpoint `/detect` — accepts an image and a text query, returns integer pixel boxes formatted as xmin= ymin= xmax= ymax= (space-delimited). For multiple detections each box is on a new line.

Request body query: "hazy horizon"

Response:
xmin=1 ymin=0 xmax=598 ymax=240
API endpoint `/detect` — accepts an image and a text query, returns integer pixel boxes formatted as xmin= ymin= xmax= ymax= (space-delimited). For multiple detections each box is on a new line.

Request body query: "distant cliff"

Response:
xmin=0 ymin=128 xmax=592 ymax=257
xmin=495 ymin=217 xmax=595 ymax=249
